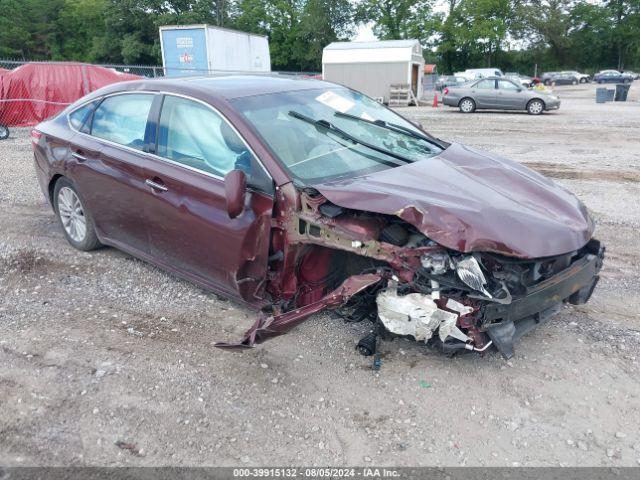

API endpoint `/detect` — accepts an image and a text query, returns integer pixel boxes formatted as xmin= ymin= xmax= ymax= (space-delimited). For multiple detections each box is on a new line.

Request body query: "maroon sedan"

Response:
xmin=32 ymin=76 xmax=604 ymax=359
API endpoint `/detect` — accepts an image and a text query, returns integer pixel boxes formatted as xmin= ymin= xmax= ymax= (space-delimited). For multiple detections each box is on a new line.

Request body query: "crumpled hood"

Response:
xmin=313 ymin=143 xmax=594 ymax=259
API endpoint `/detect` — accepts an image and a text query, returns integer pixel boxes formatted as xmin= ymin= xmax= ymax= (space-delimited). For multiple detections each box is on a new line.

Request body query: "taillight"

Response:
xmin=31 ymin=129 xmax=42 ymax=141
xmin=31 ymin=129 xmax=42 ymax=147
xmin=443 ymin=87 xmax=449 ymax=95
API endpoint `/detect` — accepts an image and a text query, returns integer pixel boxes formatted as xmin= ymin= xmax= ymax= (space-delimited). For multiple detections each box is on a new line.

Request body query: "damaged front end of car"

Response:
xmin=217 ymin=182 xmax=605 ymax=359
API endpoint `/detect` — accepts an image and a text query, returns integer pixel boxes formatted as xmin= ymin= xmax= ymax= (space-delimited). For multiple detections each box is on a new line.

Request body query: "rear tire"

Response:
xmin=579 ymin=78 xmax=587 ymax=84
xmin=53 ymin=178 xmax=101 ymax=251
xmin=459 ymin=98 xmax=476 ymax=113
xmin=572 ymin=79 xmax=578 ymax=85
xmin=527 ymin=99 xmax=545 ymax=115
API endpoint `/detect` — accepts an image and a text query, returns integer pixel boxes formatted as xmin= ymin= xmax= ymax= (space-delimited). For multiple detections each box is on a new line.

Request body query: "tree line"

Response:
xmin=0 ymin=0 xmax=638 ymax=74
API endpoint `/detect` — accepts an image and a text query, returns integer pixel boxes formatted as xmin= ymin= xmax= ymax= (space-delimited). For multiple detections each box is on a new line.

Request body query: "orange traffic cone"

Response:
xmin=432 ymin=93 xmax=439 ymax=107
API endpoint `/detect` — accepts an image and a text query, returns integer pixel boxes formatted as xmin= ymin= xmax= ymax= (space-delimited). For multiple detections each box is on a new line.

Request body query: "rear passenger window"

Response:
xmin=157 ymin=95 xmax=254 ymax=177
xmin=91 ymin=94 xmax=153 ymax=151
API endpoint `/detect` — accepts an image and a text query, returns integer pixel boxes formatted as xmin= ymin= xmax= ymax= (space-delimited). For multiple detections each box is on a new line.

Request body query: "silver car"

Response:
xmin=442 ymin=77 xmax=561 ymax=115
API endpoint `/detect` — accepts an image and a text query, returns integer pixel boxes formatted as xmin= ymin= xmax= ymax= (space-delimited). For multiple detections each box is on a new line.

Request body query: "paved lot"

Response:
xmin=1 ymin=83 xmax=639 ymax=466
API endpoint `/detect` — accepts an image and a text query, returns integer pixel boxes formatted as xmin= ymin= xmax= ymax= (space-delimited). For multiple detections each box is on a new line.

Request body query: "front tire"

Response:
xmin=459 ymin=98 xmax=476 ymax=113
xmin=527 ymin=99 xmax=545 ymax=115
xmin=53 ymin=178 xmax=101 ymax=251
xmin=0 ymin=124 xmax=8 ymax=140
xmin=579 ymin=78 xmax=587 ymax=84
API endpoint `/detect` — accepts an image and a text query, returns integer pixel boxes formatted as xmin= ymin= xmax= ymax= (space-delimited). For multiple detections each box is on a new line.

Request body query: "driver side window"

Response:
xmin=498 ymin=80 xmax=519 ymax=90
xmin=157 ymin=95 xmax=245 ymax=177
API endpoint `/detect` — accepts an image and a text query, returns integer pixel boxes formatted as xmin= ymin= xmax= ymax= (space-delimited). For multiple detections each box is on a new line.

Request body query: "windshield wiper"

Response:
xmin=288 ymin=110 xmax=415 ymax=166
xmin=334 ymin=111 xmax=440 ymax=146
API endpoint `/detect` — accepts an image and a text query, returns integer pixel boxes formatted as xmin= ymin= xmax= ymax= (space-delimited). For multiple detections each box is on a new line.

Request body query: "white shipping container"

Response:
xmin=160 ymin=25 xmax=271 ymax=76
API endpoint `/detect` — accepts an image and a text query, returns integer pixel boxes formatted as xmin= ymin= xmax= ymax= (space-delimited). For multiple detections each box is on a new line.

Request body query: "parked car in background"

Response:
xmin=443 ymin=77 xmax=560 ymax=114
xmin=461 ymin=68 xmax=504 ymax=81
xmin=562 ymin=71 xmax=590 ymax=83
xmin=435 ymin=75 xmax=467 ymax=92
xmin=32 ymin=75 xmax=602 ymax=359
xmin=594 ymin=70 xmax=634 ymax=83
xmin=505 ymin=72 xmax=533 ymax=87
xmin=624 ymin=71 xmax=640 ymax=80
xmin=540 ymin=72 xmax=558 ymax=85
xmin=545 ymin=72 xmax=580 ymax=85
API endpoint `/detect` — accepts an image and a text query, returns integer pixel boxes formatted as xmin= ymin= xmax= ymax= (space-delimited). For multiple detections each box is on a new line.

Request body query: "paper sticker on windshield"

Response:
xmin=315 ymin=91 xmax=355 ymax=113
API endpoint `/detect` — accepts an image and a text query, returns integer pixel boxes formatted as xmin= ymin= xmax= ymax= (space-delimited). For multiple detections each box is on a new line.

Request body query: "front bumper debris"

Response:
xmin=483 ymin=245 xmax=604 ymax=358
xmin=215 ymin=274 xmax=382 ymax=350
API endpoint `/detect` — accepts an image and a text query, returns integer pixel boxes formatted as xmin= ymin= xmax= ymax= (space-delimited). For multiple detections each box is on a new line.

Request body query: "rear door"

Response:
xmin=471 ymin=79 xmax=497 ymax=108
xmin=139 ymin=94 xmax=274 ymax=301
xmin=67 ymin=92 xmax=157 ymax=255
xmin=496 ymin=79 xmax=526 ymax=109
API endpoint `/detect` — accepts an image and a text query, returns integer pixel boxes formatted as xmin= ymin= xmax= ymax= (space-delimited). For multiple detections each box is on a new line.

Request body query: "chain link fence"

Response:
xmin=0 ymin=59 xmax=320 ymax=137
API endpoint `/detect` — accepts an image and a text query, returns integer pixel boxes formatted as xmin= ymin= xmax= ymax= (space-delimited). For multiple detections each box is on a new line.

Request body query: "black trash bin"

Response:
xmin=615 ymin=83 xmax=630 ymax=101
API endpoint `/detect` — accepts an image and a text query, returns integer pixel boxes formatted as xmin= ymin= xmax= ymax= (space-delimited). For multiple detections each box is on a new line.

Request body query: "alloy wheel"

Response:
xmin=57 ymin=186 xmax=87 ymax=242
xmin=528 ymin=100 xmax=544 ymax=115
xmin=460 ymin=99 xmax=474 ymax=113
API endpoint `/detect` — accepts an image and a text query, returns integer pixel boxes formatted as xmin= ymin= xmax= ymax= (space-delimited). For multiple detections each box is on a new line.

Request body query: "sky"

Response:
xmin=354 ymin=22 xmax=377 ymax=41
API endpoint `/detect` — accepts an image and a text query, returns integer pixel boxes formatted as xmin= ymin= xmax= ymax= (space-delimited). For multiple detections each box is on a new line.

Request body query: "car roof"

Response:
xmin=87 ymin=75 xmax=337 ymax=102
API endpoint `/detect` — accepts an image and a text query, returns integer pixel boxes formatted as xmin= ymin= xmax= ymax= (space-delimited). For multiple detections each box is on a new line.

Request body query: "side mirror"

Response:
xmin=224 ymin=169 xmax=247 ymax=219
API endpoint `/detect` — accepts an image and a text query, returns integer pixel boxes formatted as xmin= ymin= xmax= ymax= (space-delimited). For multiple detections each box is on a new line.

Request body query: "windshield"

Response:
xmin=231 ymin=88 xmax=443 ymax=184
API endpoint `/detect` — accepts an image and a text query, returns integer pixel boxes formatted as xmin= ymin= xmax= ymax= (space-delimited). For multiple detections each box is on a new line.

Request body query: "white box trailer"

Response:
xmin=322 ymin=40 xmax=424 ymax=103
xmin=159 ymin=25 xmax=271 ymax=76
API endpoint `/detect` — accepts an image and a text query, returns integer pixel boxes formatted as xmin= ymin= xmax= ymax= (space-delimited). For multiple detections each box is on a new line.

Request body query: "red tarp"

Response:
xmin=0 ymin=63 xmax=141 ymax=127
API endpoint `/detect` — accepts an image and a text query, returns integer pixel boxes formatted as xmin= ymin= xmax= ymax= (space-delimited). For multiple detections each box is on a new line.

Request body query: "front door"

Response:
xmin=496 ymin=79 xmax=526 ymax=109
xmin=139 ymin=94 xmax=274 ymax=302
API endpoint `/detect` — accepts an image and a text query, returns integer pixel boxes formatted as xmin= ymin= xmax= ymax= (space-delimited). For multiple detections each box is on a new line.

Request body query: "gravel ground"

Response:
xmin=1 ymin=83 xmax=639 ymax=467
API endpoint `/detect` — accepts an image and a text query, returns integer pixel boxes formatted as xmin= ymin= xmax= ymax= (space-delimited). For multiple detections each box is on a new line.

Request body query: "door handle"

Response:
xmin=71 ymin=151 xmax=87 ymax=162
xmin=145 ymin=179 xmax=168 ymax=192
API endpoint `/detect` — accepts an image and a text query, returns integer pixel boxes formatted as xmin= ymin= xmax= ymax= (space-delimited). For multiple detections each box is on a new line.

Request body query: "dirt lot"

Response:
xmin=1 ymin=83 xmax=639 ymax=467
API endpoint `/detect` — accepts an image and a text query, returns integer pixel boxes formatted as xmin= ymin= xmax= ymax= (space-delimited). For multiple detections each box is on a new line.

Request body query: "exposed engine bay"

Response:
xmin=217 ymin=184 xmax=605 ymax=360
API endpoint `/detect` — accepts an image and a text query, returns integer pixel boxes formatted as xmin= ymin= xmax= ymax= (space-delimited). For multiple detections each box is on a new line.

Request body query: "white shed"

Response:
xmin=322 ymin=40 xmax=424 ymax=103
